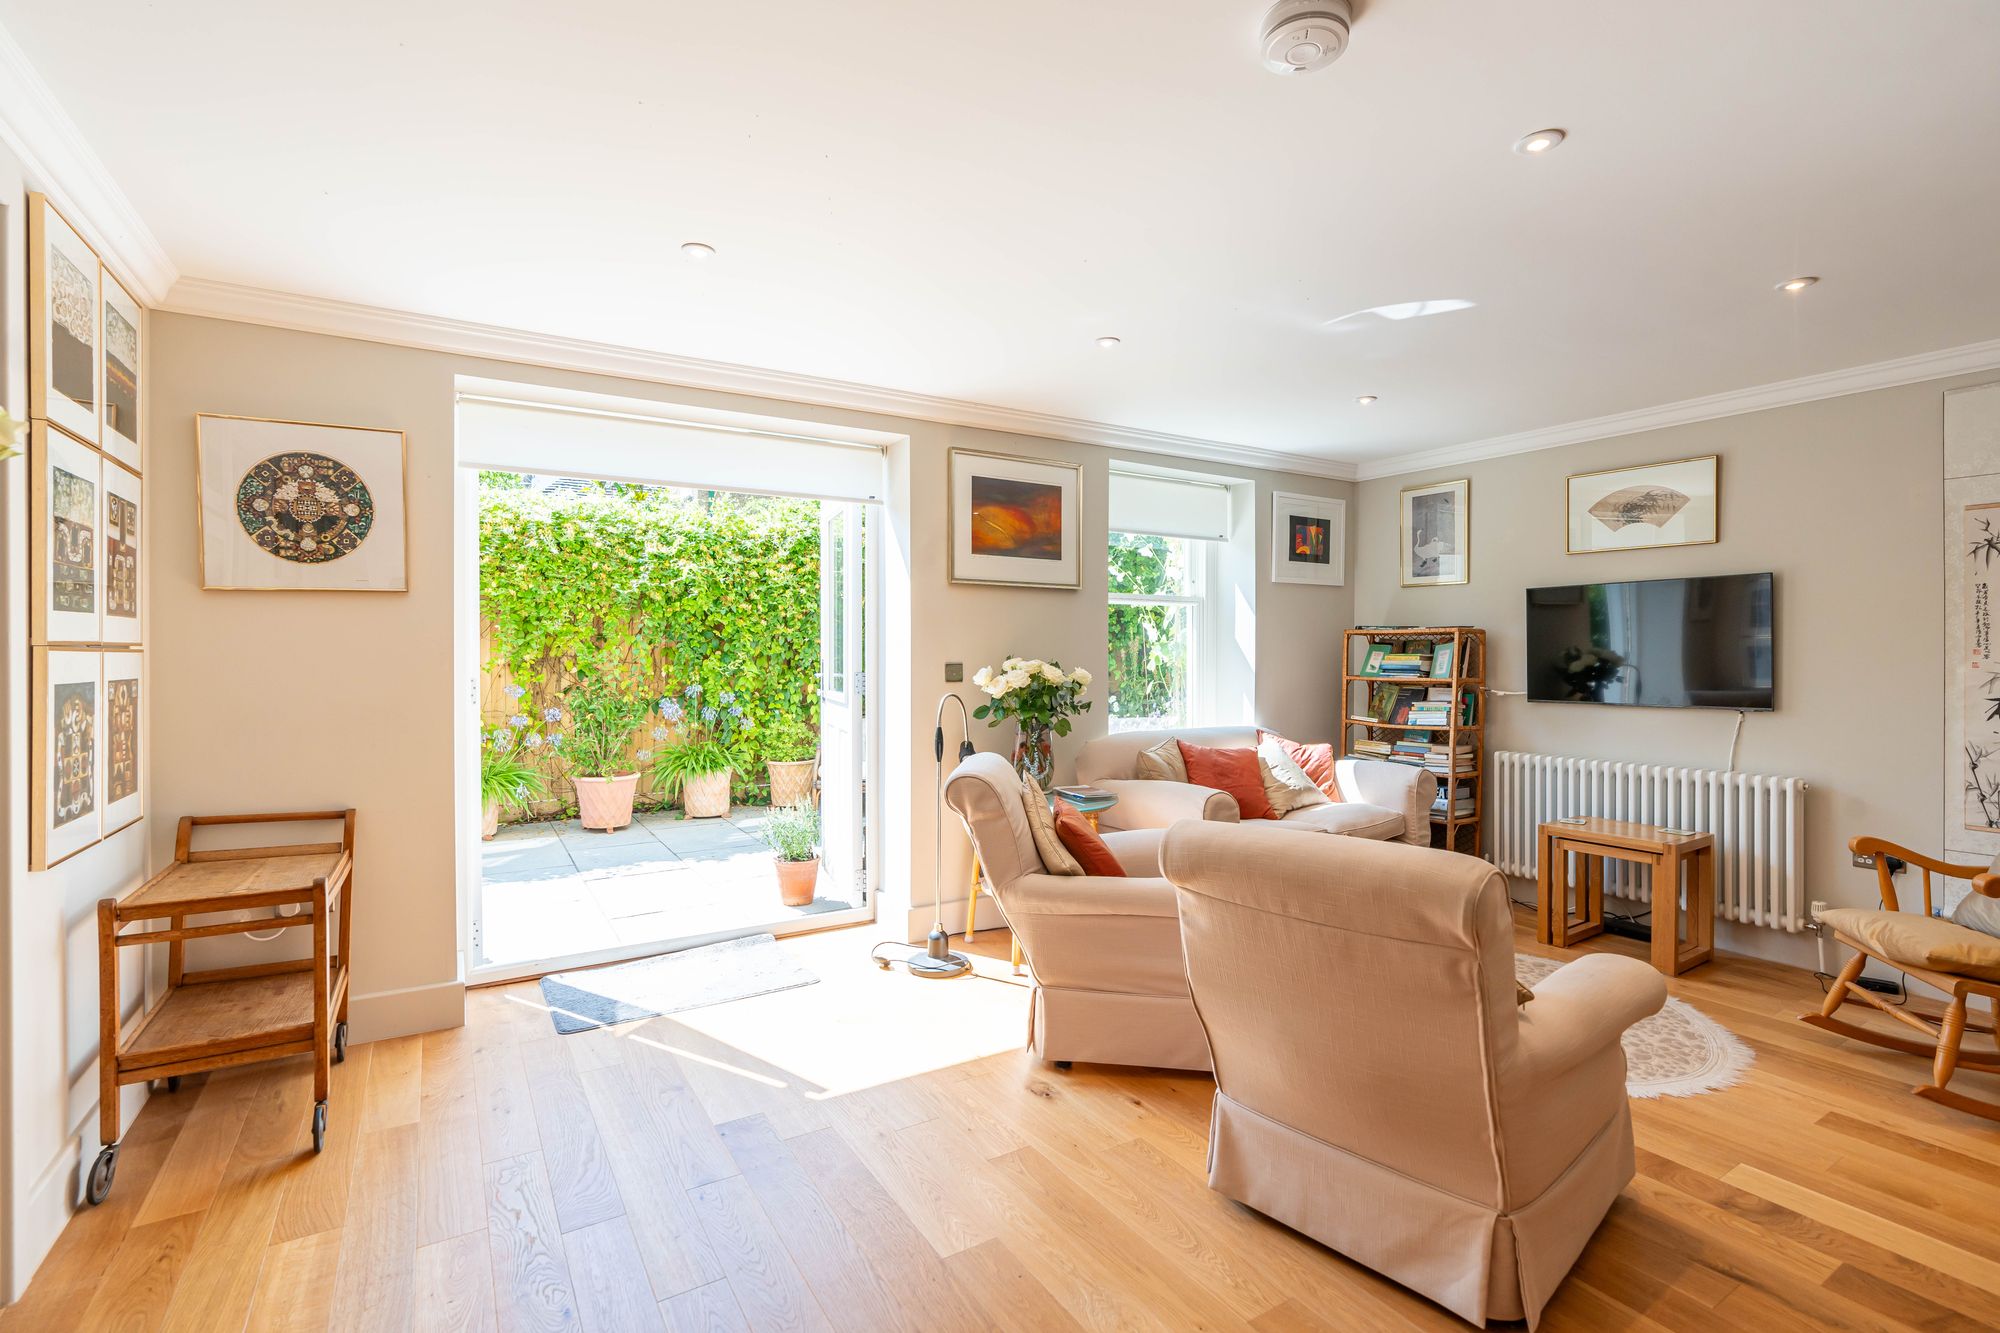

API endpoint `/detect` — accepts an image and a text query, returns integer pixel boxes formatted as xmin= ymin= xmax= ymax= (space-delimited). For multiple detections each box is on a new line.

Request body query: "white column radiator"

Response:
xmin=1492 ymin=751 xmax=1809 ymax=932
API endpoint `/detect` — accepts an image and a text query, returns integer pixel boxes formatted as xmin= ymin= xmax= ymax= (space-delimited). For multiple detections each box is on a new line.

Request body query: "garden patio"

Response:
xmin=478 ymin=806 xmax=854 ymax=970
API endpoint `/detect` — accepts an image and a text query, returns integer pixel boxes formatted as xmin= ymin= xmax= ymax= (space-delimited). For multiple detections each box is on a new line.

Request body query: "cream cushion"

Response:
xmin=1019 ymin=778 xmax=1083 ymax=876
xmin=1818 ymin=906 xmax=2000 ymax=982
xmin=1257 ymin=737 xmax=1332 ymax=816
xmin=1133 ymin=736 xmax=1189 ymax=784
xmin=1276 ymin=801 xmax=1404 ymax=840
xmin=1951 ymin=889 xmax=2000 ymax=940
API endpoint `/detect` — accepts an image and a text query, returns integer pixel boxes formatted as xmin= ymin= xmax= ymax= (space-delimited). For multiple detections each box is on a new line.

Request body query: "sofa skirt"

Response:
xmin=1028 ymin=985 xmax=1213 ymax=1072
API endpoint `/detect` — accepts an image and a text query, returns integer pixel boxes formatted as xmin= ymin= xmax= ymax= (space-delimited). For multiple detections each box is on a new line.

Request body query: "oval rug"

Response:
xmin=1515 ymin=954 xmax=1753 ymax=1098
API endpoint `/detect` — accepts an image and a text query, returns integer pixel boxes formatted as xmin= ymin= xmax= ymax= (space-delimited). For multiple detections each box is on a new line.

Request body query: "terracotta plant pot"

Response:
xmin=682 ymin=768 xmax=733 ymax=820
xmin=482 ymin=799 xmax=500 ymax=841
xmin=574 ymin=773 xmax=640 ymax=831
xmin=776 ymin=856 xmax=820 ymax=908
xmin=767 ymin=757 xmax=818 ymax=808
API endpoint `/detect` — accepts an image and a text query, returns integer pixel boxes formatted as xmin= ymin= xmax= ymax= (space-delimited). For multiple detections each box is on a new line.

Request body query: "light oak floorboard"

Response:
xmin=10 ymin=921 xmax=2000 ymax=1333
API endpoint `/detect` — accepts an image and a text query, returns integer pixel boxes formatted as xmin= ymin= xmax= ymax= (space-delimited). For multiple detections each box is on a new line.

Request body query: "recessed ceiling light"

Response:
xmin=1512 ymin=128 xmax=1567 ymax=156
xmin=1775 ymin=275 xmax=1819 ymax=293
xmin=1356 ymin=395 xmax=1378 ymax=406
xmin=680 ymin=242 xmax=716 ymax=261
xmin=1095 ymin=335 xmax=1122 ymax=349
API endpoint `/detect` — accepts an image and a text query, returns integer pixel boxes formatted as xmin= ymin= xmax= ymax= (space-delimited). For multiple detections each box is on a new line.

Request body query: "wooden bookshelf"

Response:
xmin=1341 ymin=627 xmax=1486 ymax=857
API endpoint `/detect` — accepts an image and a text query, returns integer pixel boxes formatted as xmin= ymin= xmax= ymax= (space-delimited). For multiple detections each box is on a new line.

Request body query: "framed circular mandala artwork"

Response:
xmin=196 ymin=415 xmax=408 ymax=591
xmin=236 ymin=451 xmax=374 ymax=564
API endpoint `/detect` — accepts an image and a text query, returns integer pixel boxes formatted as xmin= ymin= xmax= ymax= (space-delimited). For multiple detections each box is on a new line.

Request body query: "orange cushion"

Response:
xmin=1053 ymin=799 xmax=1126 ymax=876
xmin=1177 ymin=740 xmax=1277 ymax=820
xmin=1260 ymin=730 xmax=1342 ymax=801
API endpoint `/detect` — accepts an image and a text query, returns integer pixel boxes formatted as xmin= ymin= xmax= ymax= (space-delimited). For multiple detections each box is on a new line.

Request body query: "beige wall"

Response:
xmin=1354 ymin=373 xmax=1991 ymax=968
xmin=147 ymin=311 xmax=1355 ymax=1032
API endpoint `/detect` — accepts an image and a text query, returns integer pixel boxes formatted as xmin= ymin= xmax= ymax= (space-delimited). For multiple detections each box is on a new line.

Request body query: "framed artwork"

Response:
xmin=1567 ymin=455 xmax=1719 ymax=554
xmin=31 ymin=420 xmax=103 ymax=643
xmin=32 ymin=648 xmax=102 ymax=869
xmin=1400 ymin=478 xmax=1470 ymax=587
xmin=1270 ymin=490 xmax=1345 ymax=586
xmin=102 ymin=456 xmax=142 ymax=644
xmin=196 ymin=413 xmax=409 ymax=591
xmin=28 ymin=193 xmax=101 ymax=445
xmin=100 ymin=268 xmax=142 ymax=471
xmin=948 ymin=448 xmax=1080 ymax=588
xmin=101 ymin=650 xmax=144 ymax=838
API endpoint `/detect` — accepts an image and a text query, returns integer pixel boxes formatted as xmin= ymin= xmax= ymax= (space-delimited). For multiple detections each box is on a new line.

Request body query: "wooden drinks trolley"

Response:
xmin=89 ymin=810 xmax=356 ymax=1204
xmin=1536 ymin=817 xmax=1714 ymax=976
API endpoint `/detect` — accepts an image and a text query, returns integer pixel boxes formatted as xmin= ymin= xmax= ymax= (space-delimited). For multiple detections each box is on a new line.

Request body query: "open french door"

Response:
xmin=818 ymin=503 xmax=867 ymax=904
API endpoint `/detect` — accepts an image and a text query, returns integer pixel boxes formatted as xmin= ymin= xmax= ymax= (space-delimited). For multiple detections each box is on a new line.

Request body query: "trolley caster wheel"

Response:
xmin=311 ymin=1101 xmax=328 ymax=1154
xmin=333 ymin=1022 xmax=349 ymax=1065
xmin=86 ymin=1144 xmax=119 ymax=1205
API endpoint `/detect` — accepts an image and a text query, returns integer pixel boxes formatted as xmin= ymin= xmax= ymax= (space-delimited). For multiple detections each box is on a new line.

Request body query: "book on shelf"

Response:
xmin=1351 ymin=739 xmax=1394 ymax=757
xmin=1431 ymin=793 xmax=1478 ymax=815
xmin=1431 ymin=641 xmax=1456 ymax=679
xmin=1376 ymin=652 xmax=1431 ymax=677
xmin=1359 ymin=644 xmax=1392 ymax=675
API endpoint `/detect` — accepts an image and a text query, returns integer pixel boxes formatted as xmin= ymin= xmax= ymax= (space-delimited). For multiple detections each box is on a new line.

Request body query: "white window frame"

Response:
xmin=1108 ymin=530 xmax=1214 ymax=730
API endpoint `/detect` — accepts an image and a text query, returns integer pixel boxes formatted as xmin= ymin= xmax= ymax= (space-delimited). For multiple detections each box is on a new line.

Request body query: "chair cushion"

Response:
xmin=1256 ymin=738 xmax=1332 ymax=816
xmin=1134 ymin=736 xmax=1190 ymax=783
xmin=1178 ymin=741 xmax=1277 ymax=820
xmin=1818 ymin=906 xmax=2000 ymax=983
xmin=1260 ymin=730 xmax=1342 ymax=801
xmin=1053 ymin=799 xmax=1126 ymax=877
xmin=1019 ymin=778 xmax=1083 ymax=876
xmin=1951 ymin=889 xmax=2000 ymax=940
xmin=1101 ymin=827 xmax=1164 ymax=877
xmin=1276 ymin=801 xmax=1405 ymax=840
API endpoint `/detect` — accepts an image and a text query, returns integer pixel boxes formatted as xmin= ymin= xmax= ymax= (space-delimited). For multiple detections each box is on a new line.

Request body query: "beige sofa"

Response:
xmin=1163 ymin=820 xmax=1665 ymax=1328
xmin=1076 ymin=724 xmax=1439 ymax=846
xmin=943 ymin=752 xmax=1211 ymax=1071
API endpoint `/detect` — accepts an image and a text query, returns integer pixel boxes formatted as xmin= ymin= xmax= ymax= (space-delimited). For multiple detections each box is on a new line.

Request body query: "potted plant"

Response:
xmin=763 ymin=713 xmax=819 ymax=808
xmin=652 ymin=683 xmax=752 ymax=819
xmin=765 ymin=802 xmax=821 ymax=907
xmin=479 ymin=727 xmax=547 ymax=839
xmin=971 ymin=657 xmax=1093 ymax=787
xmin=563 ymin=671 xmax=649 ymax=831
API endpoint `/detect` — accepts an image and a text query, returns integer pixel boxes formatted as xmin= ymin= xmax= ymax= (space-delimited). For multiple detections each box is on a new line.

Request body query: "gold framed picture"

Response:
xmin=28 ymin=193 xmax=101 ymax=446
xmin=100 ymin=267 xmax=143 ymax=471
xmin=32 ymin=647 xmax=102 ymax=869
xmin=196 ymin=413 xmax=409 ymax=591
xmin=1566 ymin=455 xmax=1719 ymax=554
xmin=31 ymin=420 xmax=103 ymax=644
xmin=948 ymin=448 xmax=1081 ymax=589
xmin=1400 ymin=478 xmax=1469 ymax=587
xmin=101 ymin=649 xmax=144 ymax=839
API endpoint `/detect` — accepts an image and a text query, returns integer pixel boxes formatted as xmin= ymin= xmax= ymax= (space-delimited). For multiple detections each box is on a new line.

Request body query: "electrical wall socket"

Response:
xmin=944 ymin=662 xmax=963 ymax=682
xmin=1851 ymin=851 xmax=1905 ymax=874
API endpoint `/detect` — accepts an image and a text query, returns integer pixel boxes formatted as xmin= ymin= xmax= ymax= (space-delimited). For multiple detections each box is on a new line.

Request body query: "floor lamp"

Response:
xmin=873 ymin=691 xmax=975 ymax=979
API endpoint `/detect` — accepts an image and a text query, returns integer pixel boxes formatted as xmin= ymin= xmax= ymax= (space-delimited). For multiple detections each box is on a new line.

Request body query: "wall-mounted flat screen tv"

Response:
xmin=1525 ymin=573 xmax=1774 ymax=710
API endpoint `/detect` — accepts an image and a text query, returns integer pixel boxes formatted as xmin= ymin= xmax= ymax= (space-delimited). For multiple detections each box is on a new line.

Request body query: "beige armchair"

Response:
xmin=1162 ymin=821 xmax=1665 ymax=1328
xmin=1076 ymin=724 xmax=1438 ymax=846
xmin=943 ymin=753 xmax=1211 ymax=1071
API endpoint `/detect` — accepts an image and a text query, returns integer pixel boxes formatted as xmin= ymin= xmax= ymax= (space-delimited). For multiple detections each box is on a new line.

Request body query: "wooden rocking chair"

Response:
xmin=1800 ymin=836 xmax=2000 ymax=1122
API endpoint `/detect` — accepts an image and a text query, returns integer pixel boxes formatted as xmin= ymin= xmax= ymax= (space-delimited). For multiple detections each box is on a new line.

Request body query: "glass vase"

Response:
xmin=1013 ymin=722 xmax=1055 ymax=789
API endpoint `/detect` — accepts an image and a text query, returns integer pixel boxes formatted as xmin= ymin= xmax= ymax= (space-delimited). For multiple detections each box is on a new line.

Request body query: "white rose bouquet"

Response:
xmin=970 ymin=657 xmax=1093 ymax=784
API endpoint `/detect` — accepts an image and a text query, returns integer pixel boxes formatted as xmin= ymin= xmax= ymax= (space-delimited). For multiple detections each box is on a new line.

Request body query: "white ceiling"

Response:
xmin=6 ymin=1 xmax=1999 ymax=471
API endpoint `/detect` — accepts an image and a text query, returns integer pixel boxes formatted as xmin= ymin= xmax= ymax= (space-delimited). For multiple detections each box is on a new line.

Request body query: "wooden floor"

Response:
xmin=10 ymin=914 xmax=2000 ymax=1332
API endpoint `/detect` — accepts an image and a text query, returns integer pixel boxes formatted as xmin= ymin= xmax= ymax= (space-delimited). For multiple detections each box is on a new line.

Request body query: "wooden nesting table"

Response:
xmin=90 ymin=809 xmax=355 ymax=1204
xmin=1536 ymin=817 xmax=1714 ymax=976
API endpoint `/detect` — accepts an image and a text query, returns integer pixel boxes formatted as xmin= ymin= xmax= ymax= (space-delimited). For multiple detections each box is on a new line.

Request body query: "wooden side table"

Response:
xmin=1536 ymin=817 xmax=1714 ymax=976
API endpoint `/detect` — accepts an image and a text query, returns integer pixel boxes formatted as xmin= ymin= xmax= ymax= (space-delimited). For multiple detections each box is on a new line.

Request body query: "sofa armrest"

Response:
xmin=1333 ymin=758 xmax=1439 ymax=846
xmin=1003 ymin=872 xmax=1181 ymax=919
xmin=1512 ymin=954 xmax=1666 ymax=1084
xmin=1095 ymin=779 xmax=1240 ymax=830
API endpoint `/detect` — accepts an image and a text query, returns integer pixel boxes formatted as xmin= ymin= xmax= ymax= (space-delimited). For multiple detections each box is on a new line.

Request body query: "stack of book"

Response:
xmin=1404 ymin=699 xmax=1453 ymax=728
xmin=1377 ymin=651 xmax=1431 ymax=678
xmin=1423 ymin=744 xmax=1477 ymax=775
xmin=1351 ymin=738 xmax=1394 ymax=758
xmin=1432 ymin=789 xmax=1478 ymax=817
xmin=1391 ymin=738 xmax=1430 ymax=761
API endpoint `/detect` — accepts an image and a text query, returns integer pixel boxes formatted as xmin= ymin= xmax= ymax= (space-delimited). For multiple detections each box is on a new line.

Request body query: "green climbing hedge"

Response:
xmin=480 ymin=480 xmax=820 ymax=803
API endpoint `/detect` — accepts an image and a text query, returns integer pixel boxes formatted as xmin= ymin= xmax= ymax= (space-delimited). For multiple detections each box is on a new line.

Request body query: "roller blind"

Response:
xmin=1107 ymin=469 xmax=1231 ymax=541
xmin=456 ymin=395 xmax=885 ymax=503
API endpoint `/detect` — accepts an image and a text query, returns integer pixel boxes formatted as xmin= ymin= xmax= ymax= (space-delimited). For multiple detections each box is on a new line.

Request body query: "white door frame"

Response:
xmin=456 ymin=475 xmax=882 ymax=985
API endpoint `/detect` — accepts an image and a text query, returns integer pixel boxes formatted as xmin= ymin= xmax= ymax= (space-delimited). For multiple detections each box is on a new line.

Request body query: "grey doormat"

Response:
xmin=538 ymin=933 xmax=820 ymax=1035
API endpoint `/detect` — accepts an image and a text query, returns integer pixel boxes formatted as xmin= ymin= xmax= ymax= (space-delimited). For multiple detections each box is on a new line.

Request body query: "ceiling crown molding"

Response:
xmin=161 ymin=276 xmax=1360 ymax=482
xmin=0 ymin=20 xmax=177 ymax=303
xmin=1355 ymin=336 xmax=2000 ymax=482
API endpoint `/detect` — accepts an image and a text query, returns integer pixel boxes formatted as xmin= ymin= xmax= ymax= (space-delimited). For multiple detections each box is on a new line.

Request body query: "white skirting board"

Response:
xmin=348 ymin=976 xmax=467 ymax=1044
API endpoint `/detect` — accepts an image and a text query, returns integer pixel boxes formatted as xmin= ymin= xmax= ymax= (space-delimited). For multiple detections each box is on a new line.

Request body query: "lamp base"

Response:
xmin=906 ymin=950 xmax=973 ymax=979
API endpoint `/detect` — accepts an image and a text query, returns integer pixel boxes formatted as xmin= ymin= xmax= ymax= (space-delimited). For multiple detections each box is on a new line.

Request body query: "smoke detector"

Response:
xmin=1260 ymin=0 xmax=1352 ymax=75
